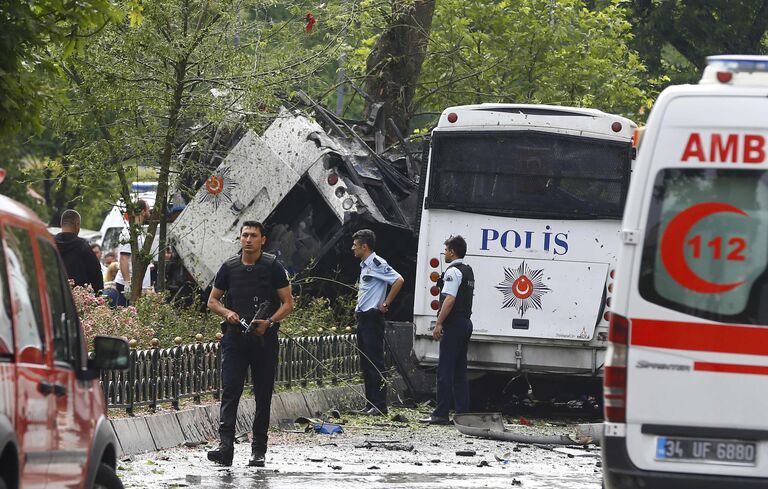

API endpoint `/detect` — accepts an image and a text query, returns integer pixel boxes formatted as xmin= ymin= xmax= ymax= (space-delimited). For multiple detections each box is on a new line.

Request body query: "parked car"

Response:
xmin=0 ymin=190 xmax=129 ymax=489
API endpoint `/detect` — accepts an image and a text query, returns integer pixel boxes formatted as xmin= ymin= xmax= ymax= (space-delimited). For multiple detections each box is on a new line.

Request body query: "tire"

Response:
xmin=93 ymin=463 xmax=124 ymax=489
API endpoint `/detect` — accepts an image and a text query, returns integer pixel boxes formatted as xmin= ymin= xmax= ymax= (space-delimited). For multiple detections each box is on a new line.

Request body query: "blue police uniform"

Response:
xmin=432 ymin=258 xmax=474 ymax=421
xmin=356 ymin=252 xmax=401 ymax=413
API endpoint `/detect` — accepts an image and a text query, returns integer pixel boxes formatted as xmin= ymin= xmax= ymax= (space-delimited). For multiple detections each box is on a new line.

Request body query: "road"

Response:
xmin=118 ymin=409 xmax=602 ymax=489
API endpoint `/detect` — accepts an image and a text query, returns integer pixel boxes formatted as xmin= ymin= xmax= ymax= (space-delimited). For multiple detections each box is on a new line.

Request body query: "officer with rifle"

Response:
xmin=206 ymin=221 xmax=294 ymax=467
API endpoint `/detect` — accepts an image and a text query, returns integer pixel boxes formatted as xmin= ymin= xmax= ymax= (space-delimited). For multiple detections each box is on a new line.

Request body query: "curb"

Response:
xmin=110 ymin=379 xmax=406 ymax=456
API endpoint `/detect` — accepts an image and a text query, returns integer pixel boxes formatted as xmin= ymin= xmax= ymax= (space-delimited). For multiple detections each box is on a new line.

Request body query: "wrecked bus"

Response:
xmin=169 ymin=107 xmax=420 ymax=309
xmin=413 ymin=104 xmax=636 ymax=379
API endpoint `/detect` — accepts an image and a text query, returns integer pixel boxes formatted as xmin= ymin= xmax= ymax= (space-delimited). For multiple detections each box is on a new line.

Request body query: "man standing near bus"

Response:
xmin=351 ymin=229 xmax=404 ymax=416
xmin=206 ymin=221 xmax=294 ymax=467
xmin=421 ymin=235 xmax=474 ymax=425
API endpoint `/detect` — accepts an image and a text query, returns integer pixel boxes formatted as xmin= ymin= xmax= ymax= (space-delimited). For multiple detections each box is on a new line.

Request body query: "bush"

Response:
xmin=72 ymin=284 xmax=359 ymax=350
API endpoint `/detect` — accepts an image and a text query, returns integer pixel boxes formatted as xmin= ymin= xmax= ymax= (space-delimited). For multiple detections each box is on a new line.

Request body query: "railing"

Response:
xmin=100 ymin=333 xmax=363 ymax=414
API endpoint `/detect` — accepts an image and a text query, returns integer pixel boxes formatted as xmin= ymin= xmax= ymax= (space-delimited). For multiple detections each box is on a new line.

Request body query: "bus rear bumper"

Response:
xmin=413 ymin=334 xmax=606 ymax=376
xmin=603 ymin=436 xmax=768 ymax=489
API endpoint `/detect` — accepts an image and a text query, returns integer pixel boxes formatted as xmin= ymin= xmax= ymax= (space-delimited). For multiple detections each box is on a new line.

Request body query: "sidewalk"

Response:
xmin=109 ymin=380 xmax=407 ymax=456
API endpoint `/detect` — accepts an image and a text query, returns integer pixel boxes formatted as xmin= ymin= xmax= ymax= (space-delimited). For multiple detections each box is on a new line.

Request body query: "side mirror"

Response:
xmin=89 ymin=336 xmax=130 ymax=370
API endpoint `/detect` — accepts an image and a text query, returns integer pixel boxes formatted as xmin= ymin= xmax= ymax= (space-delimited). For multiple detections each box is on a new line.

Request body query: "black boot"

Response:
xmin=248 ymin=446 xmax=265 ymax=467
xmin=207 ymin=433 xmax=234 ymax=466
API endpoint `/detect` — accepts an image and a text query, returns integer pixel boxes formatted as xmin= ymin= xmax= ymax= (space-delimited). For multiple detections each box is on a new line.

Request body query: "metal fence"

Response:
xmin=100 ymin=333 xmax=362 ymax=414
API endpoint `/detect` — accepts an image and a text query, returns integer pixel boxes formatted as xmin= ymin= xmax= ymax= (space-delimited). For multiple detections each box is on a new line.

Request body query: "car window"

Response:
xmin=38 ymin=237 xmax=77 ymax=365
xmin=0 ymin=236 xmax=13 ymax=356
xmin=639 ymin=169 xmax=768 ymax=324
xmin=4 ymin=225 xmax=46 ymax=360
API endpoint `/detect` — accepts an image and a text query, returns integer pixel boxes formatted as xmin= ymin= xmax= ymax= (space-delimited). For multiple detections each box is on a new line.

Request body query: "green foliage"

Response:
xmin=626 ymin=0 xmax=768 ymax=86
xmin=281 ymin=293 xmax=358 ymax=337
xmin=413 ymin=0 xmax=657 ymax=123
xmin=0 ymin=0 xmax=124 ymax=138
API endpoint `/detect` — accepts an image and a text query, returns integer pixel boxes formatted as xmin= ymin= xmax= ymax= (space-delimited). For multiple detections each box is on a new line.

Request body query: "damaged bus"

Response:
xmin=413 ymin=104 xmax=636 ymax=381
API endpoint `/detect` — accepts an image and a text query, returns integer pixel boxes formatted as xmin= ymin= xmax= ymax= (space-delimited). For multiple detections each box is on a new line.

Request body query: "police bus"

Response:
xmin=413 ymin=104 xmax=636 ymax=379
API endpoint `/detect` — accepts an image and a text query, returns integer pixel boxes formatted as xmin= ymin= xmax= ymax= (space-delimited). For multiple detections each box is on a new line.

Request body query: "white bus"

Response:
xmin=413 ymin=104 xmax=636 ymax=378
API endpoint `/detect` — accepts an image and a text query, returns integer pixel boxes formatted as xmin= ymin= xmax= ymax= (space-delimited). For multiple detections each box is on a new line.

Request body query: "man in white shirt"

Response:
xmin=115 ymin=199 xmax=152 ymax=301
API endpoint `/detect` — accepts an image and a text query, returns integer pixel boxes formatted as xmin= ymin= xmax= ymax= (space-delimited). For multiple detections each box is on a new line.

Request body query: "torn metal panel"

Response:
xmin=169 ymin=131 xmax=302 ymax=287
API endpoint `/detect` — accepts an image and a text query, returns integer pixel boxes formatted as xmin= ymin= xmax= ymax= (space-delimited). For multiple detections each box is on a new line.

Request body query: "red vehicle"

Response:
xmin=0 ymin=190 xmax=129 ymax=489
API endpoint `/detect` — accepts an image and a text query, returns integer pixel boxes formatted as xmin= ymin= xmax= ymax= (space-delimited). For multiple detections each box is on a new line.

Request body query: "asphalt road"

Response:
xmin=118 ymin=409 xmax=603 ymax=489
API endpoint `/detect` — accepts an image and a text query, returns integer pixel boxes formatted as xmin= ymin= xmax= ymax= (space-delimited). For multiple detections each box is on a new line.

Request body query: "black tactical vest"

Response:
xmin=439 ymin=262 xmax=474 ymax=320
xmin=222 ymin=253 xmax=281 ymax=324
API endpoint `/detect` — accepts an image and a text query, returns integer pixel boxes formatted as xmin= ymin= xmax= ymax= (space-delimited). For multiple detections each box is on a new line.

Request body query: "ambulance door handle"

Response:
xmin=620 ymin=229 xmax=640 ymax=245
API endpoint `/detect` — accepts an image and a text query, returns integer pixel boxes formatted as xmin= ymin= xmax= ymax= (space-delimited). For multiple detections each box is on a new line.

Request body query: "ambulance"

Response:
xmin=603 ymin=55 xmax=768 ymax=487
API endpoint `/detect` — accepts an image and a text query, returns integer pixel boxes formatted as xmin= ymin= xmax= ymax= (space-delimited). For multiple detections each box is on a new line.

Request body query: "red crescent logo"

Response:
xmin=660 ymin=202 xmax=747 ymax=294
xmin=512 ymin=275 xmax=534 ymax=299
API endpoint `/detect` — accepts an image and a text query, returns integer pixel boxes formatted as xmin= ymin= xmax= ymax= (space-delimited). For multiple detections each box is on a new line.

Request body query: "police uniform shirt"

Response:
xmin=440 ymin=258 xmax=464 ymax=298
xmin=357 ymin=252 xmax=402 ymax=312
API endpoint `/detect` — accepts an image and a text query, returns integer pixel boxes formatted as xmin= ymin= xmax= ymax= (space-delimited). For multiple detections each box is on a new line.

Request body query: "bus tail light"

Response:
xmin=716 ymin=71 xmax=733 ymax=83
xmin=604 ymin=313 xmax=629 ymax=423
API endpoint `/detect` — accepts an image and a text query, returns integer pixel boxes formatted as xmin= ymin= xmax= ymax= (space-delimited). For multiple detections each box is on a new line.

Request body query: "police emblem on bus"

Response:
xmin=495 ymin=261 xmax=551 ymax=316
xmin=200 ymin=165 xmax=238 ymax=211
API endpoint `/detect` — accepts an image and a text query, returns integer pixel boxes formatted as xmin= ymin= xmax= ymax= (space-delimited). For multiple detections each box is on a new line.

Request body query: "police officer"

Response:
xmin=206 ymin=221 xmax=294 ymax=467
xmin=351 ymin=229 xmax=404 ymax=416
xmin=420 ymin=235 xmax=474 ymax=425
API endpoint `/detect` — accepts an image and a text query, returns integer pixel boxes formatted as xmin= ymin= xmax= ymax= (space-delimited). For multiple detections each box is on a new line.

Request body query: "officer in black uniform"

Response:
xmin=206 ymin=221 xmax=294 ymax=467
xmin=420 ymin=235 xmax=474 ymax=425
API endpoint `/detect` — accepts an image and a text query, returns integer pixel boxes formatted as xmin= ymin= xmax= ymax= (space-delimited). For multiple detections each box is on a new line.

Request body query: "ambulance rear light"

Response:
xmin=604 ymin=312 xmax=629 ymax=423
xmin=611 ymin=121 xmax=622 ymax=133
xmin=702 ymin=55 xmax=768 ymax=85
xmin=607 ymin=312 xmax=629 ymax=344
xmin=430 ymin=300 xmax=440 ymax=310
xmin=327 ymin=173 xmax=339 ymax=186
xmin=447 ymin=112 xmax=458 ymax=123
xmin=430 ymin=257 xmax=439 ymax=268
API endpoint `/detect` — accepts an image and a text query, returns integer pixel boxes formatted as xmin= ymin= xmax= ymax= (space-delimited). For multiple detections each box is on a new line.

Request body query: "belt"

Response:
xmin=356 ymin=308 xmax=382 ymax=317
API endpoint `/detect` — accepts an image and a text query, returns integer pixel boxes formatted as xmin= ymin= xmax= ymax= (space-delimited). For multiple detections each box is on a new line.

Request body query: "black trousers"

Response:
xmin=218 ymin=328 xmax=279 ymax=453
xmin=433 ymin=316 xmax=473 ymax=419
xmin=356 ymin=309 xmax=387 ymax=411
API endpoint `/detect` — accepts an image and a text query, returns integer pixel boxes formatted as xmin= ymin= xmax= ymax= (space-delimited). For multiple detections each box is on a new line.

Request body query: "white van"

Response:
xmin=603 ymin=55 xmax=768 ymax=488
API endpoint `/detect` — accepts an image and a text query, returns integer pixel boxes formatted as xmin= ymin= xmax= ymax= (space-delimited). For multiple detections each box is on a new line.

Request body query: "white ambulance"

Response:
xmin=603 ymin=55 xmax=768 ymax=488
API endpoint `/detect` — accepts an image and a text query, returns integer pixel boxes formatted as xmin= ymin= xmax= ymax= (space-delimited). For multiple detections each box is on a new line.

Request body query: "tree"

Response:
xmin=362 ymin=0 xmax=436 ymax=138
xmin=414 ymin=0 xmax=654 ymax=123
xmin=628 ymin=0 xmax=768 ymax=85
xmin=58 ymin=0 xmax=350 ymax=301
xmin=0 ymin=0 xmax=123 ymax=138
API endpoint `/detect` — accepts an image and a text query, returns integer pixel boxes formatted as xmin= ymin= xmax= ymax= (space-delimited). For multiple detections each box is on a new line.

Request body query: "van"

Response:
xmin=603 ymin=55 xmax=768 ymax=488
xmin=0 ymin=191 xmax=129 ymax=489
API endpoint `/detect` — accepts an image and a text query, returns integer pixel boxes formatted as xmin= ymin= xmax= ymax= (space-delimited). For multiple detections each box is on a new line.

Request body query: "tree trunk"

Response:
xmin=363 ymin=0 xmax=435 ymax=140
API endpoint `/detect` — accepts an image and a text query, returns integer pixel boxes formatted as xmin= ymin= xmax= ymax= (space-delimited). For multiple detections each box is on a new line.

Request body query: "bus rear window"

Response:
xmin=639 ymin=169 xmax=768 ymax=325
xmin=427 ymin=131 xmax=630 ymax=219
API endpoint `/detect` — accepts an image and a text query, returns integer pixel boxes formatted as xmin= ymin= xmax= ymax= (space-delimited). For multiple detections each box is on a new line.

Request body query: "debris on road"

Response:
xmin=454 ymin=413 xmax=579 ymax=445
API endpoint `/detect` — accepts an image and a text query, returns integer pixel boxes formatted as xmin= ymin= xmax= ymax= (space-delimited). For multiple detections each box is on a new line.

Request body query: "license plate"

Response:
xmin=656 ymin=437 xmax=757 ymax=466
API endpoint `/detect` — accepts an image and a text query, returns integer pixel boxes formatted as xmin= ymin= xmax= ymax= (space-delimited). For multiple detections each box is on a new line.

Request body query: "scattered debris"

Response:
xmin=391 ymin=413 xmax=410 ymax=423
xmin=355 ymin=441 xmax=414 ymax=451
xmin=182 ymin=441 xmax=206 ymax=448
xmin=367 ymin=465 xmax=380 ymax=470
xmin=477 ymin=460 xmax=490 ymax=467
xmin=454 ymin=413 xmax=579 ymax=445
xmin=456 ymin=450 xmax=476 ymax=457
xmin=575 ymin=422 xmax=604 ymax=445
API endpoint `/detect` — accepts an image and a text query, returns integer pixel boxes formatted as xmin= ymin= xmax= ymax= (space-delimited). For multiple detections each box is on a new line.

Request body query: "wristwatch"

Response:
xmin=267 ymin=318 xmax=275 ymax=328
